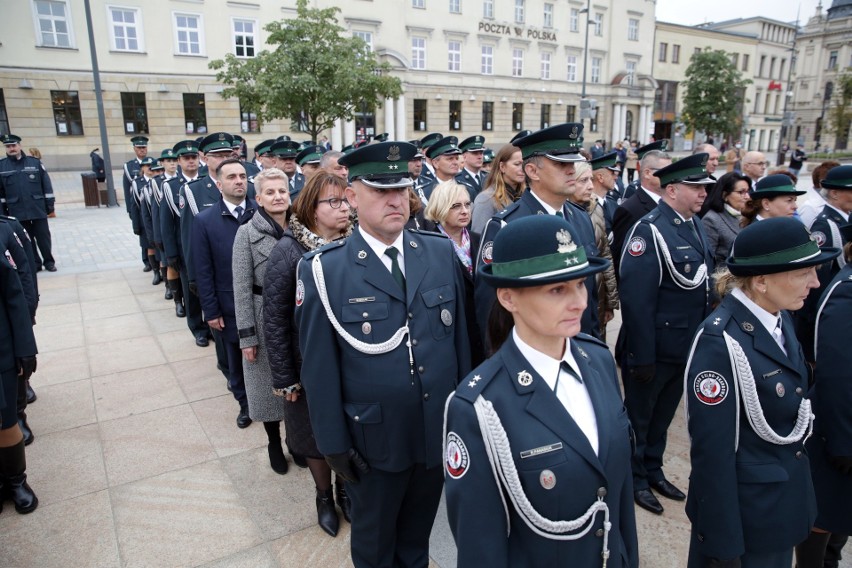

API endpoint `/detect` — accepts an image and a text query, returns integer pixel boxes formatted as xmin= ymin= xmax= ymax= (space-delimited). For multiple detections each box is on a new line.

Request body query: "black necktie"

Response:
xmin=556 ymin=210 xmax=564 ymax=219
xmin=686 ymin=218 xmax=700 ymax=242
xmin=384 ymin=247 xmax=405 ymax=293
xmin=555 ymin=361 xmax=583 ymax=393
xmin=234 ymin=205 xmax=243 ymax=220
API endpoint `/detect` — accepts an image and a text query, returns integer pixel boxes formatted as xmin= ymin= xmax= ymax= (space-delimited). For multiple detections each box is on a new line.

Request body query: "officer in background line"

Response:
xmin=0 ymin=134 xmax=56 ymax=273
xmin=455 ymin=135 xmax=487 ymax=202
xmin=270 ymin=140 xmax=304 ymax=201
xmin=123 ymin=136 xmax=151 ymax=270
xmin=619 ymin=140 xmax=667 ymax=203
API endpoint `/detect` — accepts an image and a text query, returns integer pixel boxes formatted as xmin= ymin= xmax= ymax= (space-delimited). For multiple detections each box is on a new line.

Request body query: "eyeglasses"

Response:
xmin=730 ymin=189 xmax=750 ymax=195
xmin=317 ymin=197 xmax=350 ymax=209
xmin=450 ymin=201 xmax=473 ymax=211
xmin=745 ymin=161 xmax=770 ymax=167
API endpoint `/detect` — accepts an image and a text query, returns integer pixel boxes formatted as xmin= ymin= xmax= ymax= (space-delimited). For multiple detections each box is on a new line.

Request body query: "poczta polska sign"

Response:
xmin=478 ymin=21 xmax=557 ymax=42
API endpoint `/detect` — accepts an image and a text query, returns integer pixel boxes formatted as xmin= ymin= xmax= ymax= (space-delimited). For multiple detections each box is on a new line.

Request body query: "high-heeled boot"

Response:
xmin=0 ymin=440 xmax=39 ymax=514
xmin=336 ymin=477 xmax=352 ymax=523
xmin=150 ymin=255 xmax=162 ymax=285
xmin=795 ymin=530 xmax=831 ymax=568
xmin=163 ymin=268 xmax=173 ymax=299
xmin=168 ymin=279 xmax=186 ymax=317
xmin=316 ymin=488 xmax=339 ymax=537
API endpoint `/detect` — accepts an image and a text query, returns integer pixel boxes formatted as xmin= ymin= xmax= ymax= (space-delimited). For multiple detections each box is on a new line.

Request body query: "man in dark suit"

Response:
xmin=618 ymin=153 xmax=715 ymax=515
xmin=192 ymin=158 xmax=256 ymax=428
xmin=295 ymin=141 xmax=471 ymax=568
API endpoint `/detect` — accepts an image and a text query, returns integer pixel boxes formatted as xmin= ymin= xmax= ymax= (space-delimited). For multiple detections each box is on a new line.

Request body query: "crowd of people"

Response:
xmin=1 ymin=123 xmax=850 ymax=568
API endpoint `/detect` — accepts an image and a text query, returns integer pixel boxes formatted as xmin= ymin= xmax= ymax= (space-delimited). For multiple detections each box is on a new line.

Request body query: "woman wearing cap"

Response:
xmin=262 ymin=171 xmax=353 ymax=537
xmin=471 ymin=144 xmax=525 ymax=236
xmin=796 ymin=223 xmax=852 ymax=568
xmin=739 ymin=174 xmax=806 ymax=227
xmin=444 ymin=215 xmax=638 ymax=568
xmin=424 ymin=180 xmax=485 ymax=366
xmin=683 ymin=217 xmax=839 ymax=567
xmin=699 ymin=172 xmax=752 ymax=269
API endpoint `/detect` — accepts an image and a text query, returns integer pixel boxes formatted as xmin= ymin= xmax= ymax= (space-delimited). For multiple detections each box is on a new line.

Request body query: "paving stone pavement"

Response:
xmin=1 ymin=169 xmax=848 ymax=567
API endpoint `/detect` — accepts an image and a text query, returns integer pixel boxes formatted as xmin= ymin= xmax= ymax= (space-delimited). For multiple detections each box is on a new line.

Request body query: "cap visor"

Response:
xmin=680 ymin=175 xmax=716 ymax=185
xmin=358 ymin=177 xmax=414 ymax=189
xmin=478 ymin=256 xmax=610 ymax=288
xmin=545 ymin=152 xmax=586 ymax=163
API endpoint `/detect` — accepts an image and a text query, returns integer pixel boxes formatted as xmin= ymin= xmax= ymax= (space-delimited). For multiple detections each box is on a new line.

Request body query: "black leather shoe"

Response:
xmin=195 ymin=335 xmax=209 ymax=347
xmin=164 ymin=286 xmax=174 ymax=300
xmin=175 ymin=302 xmax=186 ymax=318
xmin=26 ymin=382 xmax=37 ymax=404
xmin=650 ymin=479 xmax=686 ymax=501
xmin=316 ymin=489 xmax=339 ymax=537
xmin=268 ymin=443 xmax=288 ymax=475
xmin=19 ymin=417 xmax=34 ymax=446
xmin=236 ymin=409 xmax=252 ymax=429
xmin=44 ymin=264 xmax=57 ymax=272
xmin=151 ymin=271 xmax=163 ymax=285
xmin=634 ymin=489 xmax=664 ymax=515
xmin=142 ymin=263 xmax=152 ymax=272
xmin=336 ymin=481 xmax=352 ymax=523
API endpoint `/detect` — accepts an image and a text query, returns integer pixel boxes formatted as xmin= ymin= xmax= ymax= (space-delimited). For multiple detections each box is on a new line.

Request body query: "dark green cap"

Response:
xmin=275 ymin=135 xmax=292 ymax=142
xmin=150 ymin=159 xmax=164 ymax=171
xmin=820 ymin=165 xmax=852 ymax=190
xmin=751 ymin=174 xmax=806 ymax=198
xmin=231 ymin=134 xmax=244 ymax=149
xmin=426 ymin=136 xmax=461 ymax=159
xmin=159 ymin=148 xmax=177 ymax=161
xmin=460 ymin=135 xmax=486 ymax=152
xmin=139 ymin=157 xmax=156 ymax=167
xmin=654 ymin=152 xmax=715 ymax=186
xmin=513 ymin=123 xmax=585 ymax=162
xmin=636 ymin=140 xmax=667 ymax=160
xmin=419 ymin=132 xmax=443 ymax=151
xmin=339 ymin=141 xmax=417 ymax=189
xmin=270 ymin=140 xmax=300 ymax=158
xmin=1 ymin=134 xmax=22 ymax=145
xmin=483 ymin=148 xmax=495 ymax=164
xmin=254 ymin=139 xmax=276 ymax=156
xmin=374 ymin=133 xmax=389 ymax=142
xmin=296 ymin=145 xmax=326 ymax=166
xmin=342 ymin=144 xmax=355 ymax=155
xmin=130 ymin=136 xmax=149 ymax=147
xmin=590 ymin=151 xmax=619 ymax=172
xmin=199 ymin=132 xmax=234 ymax=154
xmin=510 ymin=130 xmax=532 ymax=144
xmin=727 ymin=217 xmax=840 ymax=276
xmin=173 ymin=140 xmax=200 ymax=156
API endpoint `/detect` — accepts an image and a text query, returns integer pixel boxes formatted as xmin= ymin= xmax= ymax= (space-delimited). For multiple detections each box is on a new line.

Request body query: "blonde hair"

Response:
xmin=713 ymin=266 xmax=757 ymax=298
xmin=254 ymin=167 xmax=288 ymax=192
xmin=424 ymin=181 xmax=469 ymax=223
xmin=573 ymin=162 xmax=592 ymax=179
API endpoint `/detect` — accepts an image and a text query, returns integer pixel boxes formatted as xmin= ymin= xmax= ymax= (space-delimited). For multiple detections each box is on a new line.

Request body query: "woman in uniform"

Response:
xmin=444 ymin=214 xmax=638 ymax=568
xmin=684 ymin=217 xmax=839 ymax=567
xmin=739 ymin=174 xmax=806 ymax=227
xmin=795 ymin=222 xmax=852 ymax=568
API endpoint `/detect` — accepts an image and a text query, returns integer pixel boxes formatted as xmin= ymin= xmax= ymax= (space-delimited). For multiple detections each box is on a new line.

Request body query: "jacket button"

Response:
xmin=423 ymin=393 xmax=430 ymax=401
xmin=664 ymin=322 xmax=670 ymax=327
xmin=698 ymin=533 xmax=705 ymax=542
xmin=354 ymin=416 xmax=360 ymax=422
xmin=408 ymin=312 xmax=414 ymax=319
xmin=362 ymin=312 xmax=369 ymax=318
xmin=411 ymin=339 xmax=418 ymax=346
xmin=795 ymin=387 xmax=803 ymax=396
xmin=595 ymin=529 xmax=604 ymax=537
xmin=597 ymin=487 xmax=607 ymax=498
xmin=418 ymin=366 xmax=425 ymax=373
xmin=795 ymin=451 xmax=803 ymax=459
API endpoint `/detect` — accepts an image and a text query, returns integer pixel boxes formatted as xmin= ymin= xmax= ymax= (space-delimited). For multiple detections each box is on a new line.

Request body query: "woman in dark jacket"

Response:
xmin=699 ymin=171 xmax=751 ymax=269
xmin=263 ymin=172 xmax=353 ymax=537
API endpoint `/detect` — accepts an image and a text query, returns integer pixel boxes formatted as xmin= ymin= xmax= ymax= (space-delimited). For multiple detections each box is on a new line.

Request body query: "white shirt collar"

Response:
xmin=464 ymin=167 xmax=480 ymax=179
xmin=512 ymin=328 xmax=581 ymax=387
xmin=641 ymin=186 xmax=661 ymax=203
xmin=731 ymin=287 xmax=780 ymax=338
xmin=223 ymin=199 xmax=247 ymax=218
xmin=824 ymin=203 xmax=850 ymax=223
xmin=529 ymin=190 xmax=561 ymax=216
xmin=358 ymin=226 xmax=406 ymax=273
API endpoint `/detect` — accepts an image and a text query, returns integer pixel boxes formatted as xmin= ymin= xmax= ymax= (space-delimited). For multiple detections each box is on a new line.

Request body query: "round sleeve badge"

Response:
xmin=295 ymin=279 xmax=305 ymax=307
xmin=178 ymin=194 xmax=185 ymax=210
xmin=481 ymin=241 xmax=493 ymax=265
xmin=628 ymin=236 xmax=646 ymax=257
xmin=811 ymin=231 xmax=826 ymax=247
xmin=445 ymin=432 xmax=470 ymax=479
xmin=693 ymin=371 xmax=729 ymax=405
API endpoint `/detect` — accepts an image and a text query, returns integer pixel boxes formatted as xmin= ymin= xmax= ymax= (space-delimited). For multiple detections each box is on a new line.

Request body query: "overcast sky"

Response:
xmin=656 ymin=0 xmax=823 ymax=26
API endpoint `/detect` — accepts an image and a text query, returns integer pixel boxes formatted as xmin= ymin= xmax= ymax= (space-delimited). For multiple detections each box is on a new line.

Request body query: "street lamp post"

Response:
xmin=579 ymin=0 xmax=592 ymax=128
xmin=776 ymin=13 xmax=799 ymax=166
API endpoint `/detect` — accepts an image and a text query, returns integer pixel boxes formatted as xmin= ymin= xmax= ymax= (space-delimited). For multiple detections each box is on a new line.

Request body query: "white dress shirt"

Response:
xmin=358 ymin=226 xmax=406 ymax=277
xmin=731 ymin=287 xmax=786 ymax=356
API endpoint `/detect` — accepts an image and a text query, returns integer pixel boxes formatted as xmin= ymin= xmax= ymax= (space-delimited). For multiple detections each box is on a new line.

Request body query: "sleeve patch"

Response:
xmin=4 ymin=249 xmax=16 ymax=269
xmin=481 ymin=241 xmax=493 ymax=264
xmin=295 ymin=279 xmax=305 ymax=306
xmin=693 ymin=371 xmax=729 ymax=405
xmin=445 ymin=431 xmax=470 ymax=479
xmin=810 ymin=231 xmax=826 ymax=247
xmin=179 ymin=194 xmax=185 ymax=210
xmin=627 ymin=236 xmax=646 ymax=257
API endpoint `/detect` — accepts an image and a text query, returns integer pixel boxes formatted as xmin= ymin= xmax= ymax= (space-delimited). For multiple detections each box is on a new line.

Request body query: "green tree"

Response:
xmin=209 ymin=0 xmax=402 ymax=143
xmin=826 ymin=70 xmax=852 ymax=150
xmin=681 ymin=48 xmax=751 ymax=141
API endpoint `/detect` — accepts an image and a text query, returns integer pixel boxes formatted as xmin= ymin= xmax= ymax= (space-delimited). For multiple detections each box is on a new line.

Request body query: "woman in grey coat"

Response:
xmin=233 ymin=168 xmax=291 ymax=474
xmin=699 ymin=171 xmax=751 ymax=269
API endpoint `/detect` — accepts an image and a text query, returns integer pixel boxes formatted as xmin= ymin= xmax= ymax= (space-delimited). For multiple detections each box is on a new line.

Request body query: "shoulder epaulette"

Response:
xmin=304 ymin=239 xmax=345 ymax=259
xmin=452 ymin=358 xmax=503 ymax=403
xmin=574 ymin=332 xmax=609 ymax=350
xmin=702 ymin=305 xmax=732 ymax=337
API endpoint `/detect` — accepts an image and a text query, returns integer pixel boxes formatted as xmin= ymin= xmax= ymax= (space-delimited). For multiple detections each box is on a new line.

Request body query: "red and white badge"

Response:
xmin=295 ymin=279 xmax=305 ymax=306
xmin=628 ymin=236 xmax=646 ymax=257
xmin=4 ymin=249 xmax=16 ymax=269
xmin=445 ymin=431 xmax=470 ymax=479
xmin=481 ymin=241 xmax=493 ymax=265
xmin=811 ymin=231 xmax=826 ymax=247
xmin=693 ymin=371 xmax=728 ymax=406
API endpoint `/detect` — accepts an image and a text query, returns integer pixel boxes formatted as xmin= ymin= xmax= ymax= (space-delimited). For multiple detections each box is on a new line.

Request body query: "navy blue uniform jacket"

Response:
xmin=0 ymin=155 xmax=55 ymax=220
xmin=0 ymin=254 xmax=37 ymax=378
xmin=445 ymin=334 xmax=638 ymax=568
xmin=294 ymin=228 xmax=472 ymax=472
xmin=191 ymin=199 xmax=255 ymax=344
xmin=685 ymin=294 xmax=815 ymax=560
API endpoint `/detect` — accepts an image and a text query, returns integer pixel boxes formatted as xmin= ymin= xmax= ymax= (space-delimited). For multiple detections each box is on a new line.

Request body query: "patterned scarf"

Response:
xmin=438 ymin=225 xmax=472 ymax=276
xmin=288 ymin=212 xmax=353 ymax=252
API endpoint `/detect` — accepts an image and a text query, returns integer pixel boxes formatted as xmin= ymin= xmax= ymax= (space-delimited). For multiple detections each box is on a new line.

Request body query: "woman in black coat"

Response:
xmin=262 ymin=172 xmax=353 ymax=537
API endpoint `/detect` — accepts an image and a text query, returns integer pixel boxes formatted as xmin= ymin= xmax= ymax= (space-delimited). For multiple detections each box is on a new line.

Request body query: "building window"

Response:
xmin=569 ymin=8 xmax=579 ymax=32
xmin=626 ymin=61 xmax=636 ymax=86
xmin=591 ymin=57 xmax=601 ymax=84
xmin=120 ymin=92 xmax=148 ymax=135
xmin=449 ymin=0 xmax=461 ymax=14
xmin=481 ymin=45 xmax=494 ymax=75
xmin=512 ymin=102 xmax=523 ymax=130
xmin=658 ymin=42 xmax=668 ymax=62
xmin=449 ymin=100 xmax=462 ymax=130
xmin=240 ymin=101 xmax=259 ymax=133
xmin=543 ymin=3 xmax=553 ymax=28
xmin=448 ymin=41 xmax=461 ymax=72
xmin=413 ymin=99 xmax=427 ymax=131
xmin=566 ymin=55 xmax=577 ymax=82
xmin=108 ymin=6 xmax=143 ymax=52
xmin=590 ymin=115 xmax=598 ymax=132
xmin=174 ymin=13 xmax=203 ymax=55
xmin=33 ymin=0 xmax=74 ymax=48
xmin=482 ymin=101 xmax=493 ymax=131
xmin=412 ymin=0 xmax=425 ymax=7
xmin=540 ymin=104 xmax=551 ymax=129
xmin=593 ymin=13 xmax=603 ymax=37
xmin=540 ymin=52 xmax=551 ymax=80
xmin=183 ymin=93 xmax=207 ymax=134
xmin=411 ymin=37 xmax=426 ymax=69
xmin=51 ymin=90 xmax=83 ymax=136
xmin=628 ymin=18 xmax=639 ymax=41
xmin=514 ymin=0 xmax=525 ymax=24
xmin=694 ymin=47 xmax=702 ymax=56
xmin=759 ymin=55 xmax=766 ymax=77
xmin=512 ymin=48 xmax=524 ymax=77
xmin=483 ymin=0 xmax=494 ymax=18
xmin=828 ymin=50 xmax=838 ymax=70
xmin=730 ymin=52 xmax=739 ymax=67
xmin=0 ymin=90 xmax=10 ymax=135
xmin=353 ymin=31 xmax=373 ymax=52
xmin=742 ymin=53 xmax=749 ymax=71
xmin=566 ymin=105 xmax=576 ymax=123
xmin=233 ymin=19 xmax=256 ymax=58
xmin=672 ymin=44 xmax=681 ymax=64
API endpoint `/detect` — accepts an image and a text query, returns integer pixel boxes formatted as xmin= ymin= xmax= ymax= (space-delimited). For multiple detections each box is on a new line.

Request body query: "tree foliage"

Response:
xmin=826 ymin=69 xmax=852 ymax=146
xmin=209 ymin=0 xmax=402 ymax=143
xmin=682 ymin=48 xmax=751 ymax=140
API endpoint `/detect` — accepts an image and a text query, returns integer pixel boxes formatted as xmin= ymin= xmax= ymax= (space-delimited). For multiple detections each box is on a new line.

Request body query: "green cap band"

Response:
xmin=732 ymin=240 xmax=820 ymax=266
xmin=520 ymin=138 xmax=583 ymax=160
xmin=492 ymin=249 xmax=589 ymax=279
xmin=659 ymin=166 xmax=708 ymax=186
xmin=348 ymin=161 xmax=409 ymax=179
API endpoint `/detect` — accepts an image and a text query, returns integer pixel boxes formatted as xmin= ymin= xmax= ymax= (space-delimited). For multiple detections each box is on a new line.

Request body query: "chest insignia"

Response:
xmin=539 ymin=469 xmax=557 ymax=490
xmin=520 ymin=442 xmax=563 ymax=459
xmin=742 ymin=322 xmax=755 ymax=332
xmin=441 ymin=309 xmax=453 ymax=327
xmin=409 ymin=240 xmax=418 ymax=249
xmin=518 ymin=370 xmax=533 ymax=387
xmin=361 ymin=322 xmax=372 ymax=334
xmin=776 ymin=382 xmax=785 ymax=397
xmin=684 ymin=263 xmax=692 ymax=274
xmin=357 ymin=250 xmax=367 ymax=260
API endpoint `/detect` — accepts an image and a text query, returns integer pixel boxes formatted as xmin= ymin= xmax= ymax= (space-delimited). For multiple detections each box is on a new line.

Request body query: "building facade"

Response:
xmin=0 ymin=0 xmax=656 ymax=170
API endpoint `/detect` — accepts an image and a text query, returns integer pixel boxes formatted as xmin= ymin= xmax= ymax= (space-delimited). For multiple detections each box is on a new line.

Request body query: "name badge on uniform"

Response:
xmin=520 ymin=442 xmax=563 ymax=459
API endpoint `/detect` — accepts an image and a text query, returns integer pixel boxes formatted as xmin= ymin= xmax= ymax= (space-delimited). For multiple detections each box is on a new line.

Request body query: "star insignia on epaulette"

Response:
xmin=468 ymin=375 xmax=482 ymax=388
xmin=713 ymin=317 xmax=721 ymax=326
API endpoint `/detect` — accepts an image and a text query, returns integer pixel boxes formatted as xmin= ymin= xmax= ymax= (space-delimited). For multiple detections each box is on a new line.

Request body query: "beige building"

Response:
xmin=791 ymin=0 xmax=852 ymax=152
xmin=0 ymin=0 xmax=657 ymax=170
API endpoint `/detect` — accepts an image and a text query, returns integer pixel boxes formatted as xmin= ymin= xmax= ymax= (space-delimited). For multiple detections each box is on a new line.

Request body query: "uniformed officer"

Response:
xmin=619 ymin=152 xmax=715 ymax=515
xmin=445 ymin=215 xmax=638 ymax=568
xmin=192 ymin=157 xmax=256 ymax=429
xmin=295 ymin=144 xmax=326 ymax=182
xmin=128 ymin=157 xmax=159 ymax=285
xmin=481 ymin=147 xmax=494 ymax=174
xmin=475 ymin=123 xmax=601 ymax=346
xmin=123 ymin=136 xmax=151 ymax=271
xmin=455 ymin=135 xmax=487 ymax=201
xmin=254 ymin=139 xmax=276 ymax=171
xmin=270 ymin=140 xmax=304 ymax=200
xmin=416 ymin=132 xmax=443 ymax=189
xmin=684 ymin=217 xmax=835 ymax=567
xmin=146 ymin=158 xmax=166 ymax=288
xmin=232 ymin=136 xmax=260 ymax=179
xmin=619 ymin=139 xmax=667 ymax=203
xmin=0 ymin=134 xmax=56 ymax=272
xmin=418 ymin=136 xmax=462 ymax=205
xmin=151 ymin=149 xmax=179 ymax=298
xmin=589 ymin=151 xmax=621 ymax=236
xmin=294 ymin=141 xmax=471 ymax=568
xmin=0 ymin=249 xmax=39 ymax=514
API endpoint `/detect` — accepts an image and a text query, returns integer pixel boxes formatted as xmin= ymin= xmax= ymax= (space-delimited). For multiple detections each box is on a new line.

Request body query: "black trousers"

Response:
xmin=20 ymin=218 xmax=53 ymax=268
xmin=347 ymin=464 xmax=444 ymax=568
xmin=179 ymin=264 xmax=207 ymax=338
